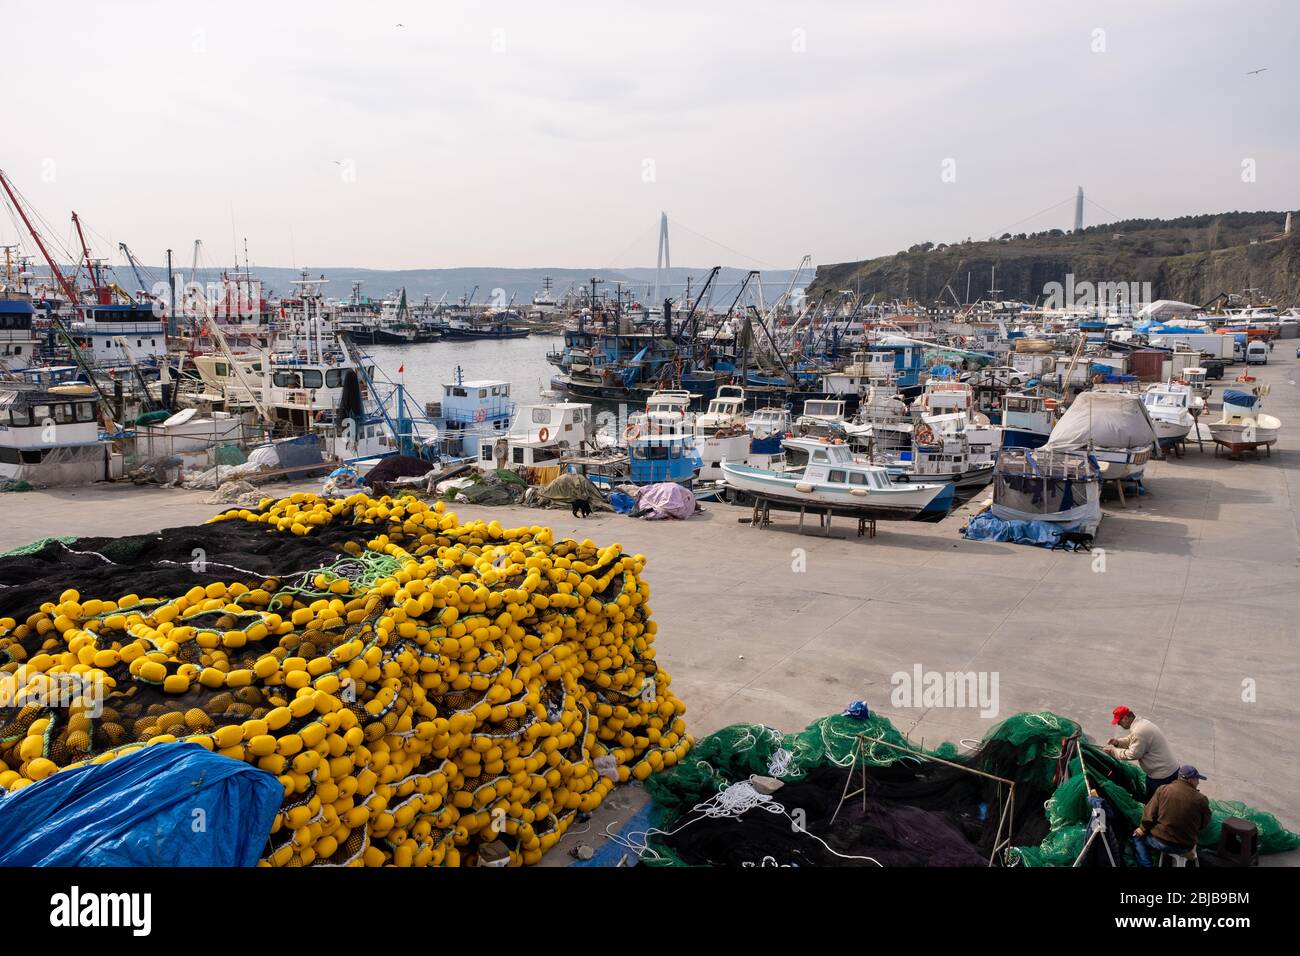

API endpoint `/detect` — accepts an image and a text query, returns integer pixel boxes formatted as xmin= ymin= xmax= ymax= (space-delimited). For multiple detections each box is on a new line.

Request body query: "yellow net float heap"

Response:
xmin=0 ymin=492 xmax=690 ymax=867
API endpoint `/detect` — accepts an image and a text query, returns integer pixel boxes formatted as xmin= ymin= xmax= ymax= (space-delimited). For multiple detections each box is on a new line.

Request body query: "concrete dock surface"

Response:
xmin=3 ymin=353 xmax=1297 ymax=864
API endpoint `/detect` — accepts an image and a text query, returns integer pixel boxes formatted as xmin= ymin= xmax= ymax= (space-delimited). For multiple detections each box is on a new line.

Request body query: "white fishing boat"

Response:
xmin=794 ymin=398 xmax=849 ymax=437
xmin=914 ymin=380 xmax=1002 ymax=466
xmin=721 ymin=437 xmax=951 ymax=520
xmin=745 ymin=406 xmax=790 ymax=469
xmin=692 ymin=385 xmax=750 ymax=481
xmin=1207 ymin=386 xmax=1280 ymax=448
xmin=886 ymin=415 xmax=995 ymax=488
xmin=840 ymin=385 xmax=913 ymax=456
xmin=1141 ymin=382 xmax=1202 ymax=447
xmin=0 ymin=387 xmax=109 ymax=487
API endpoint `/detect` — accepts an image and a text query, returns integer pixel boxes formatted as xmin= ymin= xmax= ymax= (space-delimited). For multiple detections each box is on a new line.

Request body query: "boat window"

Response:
xmin=849 ymin=472 xmax=869 ymax=485
xmin=9 ymin=409 xmax=31 ymax=427
xmin=479 ymin=389 xmax=488 ymax=399
xmin=646 ymin=445 xmax=667 ymax=460
xmin=75 ymin=403 xmax=94 ymax=422
xmin=811 ymin=450 xmax=828 ymax=463
xmin=215 ymin=362 xmax=229 ymax=376
xmin=669 ymin=445 xmax=681 ymax=459
xmin=274 ymin=371 xmax=300 ymax=388
xmin=828 ymin=470 xmax=847 ymax=483
xmin=54 ymin=404 xmax=75 ymax=424
xmin=301 ymin=370 xmax=324 ymax=389
xmin=326 ymin=369 xmax=344 ymax=388
xmin=513 ymin=447 xmax=525 ymax=464
xmin=531 ymin=408 xmax=550 ymax=424
xmin=481 ymin=447 xmax=493 ymax=461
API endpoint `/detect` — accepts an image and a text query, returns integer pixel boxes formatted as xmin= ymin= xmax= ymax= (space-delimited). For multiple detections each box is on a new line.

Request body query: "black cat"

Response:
xmin=1051 ymin=530 xmax=1094 ymax=552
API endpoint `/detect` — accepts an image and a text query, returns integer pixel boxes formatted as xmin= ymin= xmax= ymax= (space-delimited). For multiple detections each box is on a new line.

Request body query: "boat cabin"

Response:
xmin=477 ymin=402 xmax=592 ymax=471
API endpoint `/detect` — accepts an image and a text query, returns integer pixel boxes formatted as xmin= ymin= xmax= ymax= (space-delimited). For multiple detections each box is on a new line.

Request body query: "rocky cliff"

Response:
xmin=810 ymin=211 xmax=1300 ymax=308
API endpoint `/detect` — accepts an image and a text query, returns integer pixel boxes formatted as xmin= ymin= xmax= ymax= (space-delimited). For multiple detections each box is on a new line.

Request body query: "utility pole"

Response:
xmin=166 ymin=248 xmax=176 ymax=338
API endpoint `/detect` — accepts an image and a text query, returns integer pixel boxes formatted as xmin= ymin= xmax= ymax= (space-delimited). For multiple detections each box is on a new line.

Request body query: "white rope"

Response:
xmin=767 ymin=747 xmax=794 ymax=778
xmin=604 ymin=780 xmax=883 ymax=867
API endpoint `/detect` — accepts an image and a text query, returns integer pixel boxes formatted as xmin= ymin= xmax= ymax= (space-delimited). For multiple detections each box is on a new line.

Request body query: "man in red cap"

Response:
xmin=1104 ymin=706 xmax=1180 ymax=800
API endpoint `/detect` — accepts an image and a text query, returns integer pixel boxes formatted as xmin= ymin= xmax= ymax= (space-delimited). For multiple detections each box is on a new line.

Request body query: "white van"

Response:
xmin=1245 ymin=340 xmax=1269 ymax=365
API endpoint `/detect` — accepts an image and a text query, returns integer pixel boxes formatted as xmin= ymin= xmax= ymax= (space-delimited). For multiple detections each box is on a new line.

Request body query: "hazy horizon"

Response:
xmin=3 ymin=0 xmax=1296 ymax=273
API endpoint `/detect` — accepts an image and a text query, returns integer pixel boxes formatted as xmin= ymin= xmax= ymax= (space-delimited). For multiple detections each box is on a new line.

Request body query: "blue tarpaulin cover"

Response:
xmin=962 ymin=511 xmax=1089 ymax=548
xmin=1222 ymin=389 xmax=1258 ymax=408
xmin=609 ymin=491 xmax=636 ymax=514
xmin=0 ymin=743 xmax=281 ymax=867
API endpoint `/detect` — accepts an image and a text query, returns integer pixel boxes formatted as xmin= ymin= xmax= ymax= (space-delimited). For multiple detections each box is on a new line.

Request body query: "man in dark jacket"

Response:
xmin=1132 ymin=765 xmax=1212 ymax=867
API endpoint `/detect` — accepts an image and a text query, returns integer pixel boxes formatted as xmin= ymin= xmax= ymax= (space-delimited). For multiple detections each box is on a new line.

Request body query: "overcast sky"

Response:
xmin=3 ymin=0 xmax=1295 ymax=272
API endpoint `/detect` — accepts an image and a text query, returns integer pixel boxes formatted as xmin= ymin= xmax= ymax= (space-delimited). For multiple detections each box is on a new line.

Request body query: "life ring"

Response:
xmin=914 ymin=423 xmax=937 ymax=446
xmin=474 ymin=407 xmax=486 ymax=422
xmin=625 ymin=422 xmax=641 ymax=440
xmin=538 ymin=426 xmax=550 ymax=442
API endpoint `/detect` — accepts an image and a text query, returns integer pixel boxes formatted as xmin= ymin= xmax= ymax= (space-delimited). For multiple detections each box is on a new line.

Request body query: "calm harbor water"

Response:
xmin=361 ymin=336 xmax=560 ymax=410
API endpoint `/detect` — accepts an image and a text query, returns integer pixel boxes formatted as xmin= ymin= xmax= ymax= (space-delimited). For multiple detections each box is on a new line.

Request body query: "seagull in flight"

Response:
xmin=1247 ymin=68 xmax=1268 ymax=75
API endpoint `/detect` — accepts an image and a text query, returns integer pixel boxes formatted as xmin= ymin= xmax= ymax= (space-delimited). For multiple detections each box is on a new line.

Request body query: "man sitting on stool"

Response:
xmin=1104 ymin=706 xmax=1180 ymax=799
xmin=1132 ymin=765 xmax=1211 ymax=867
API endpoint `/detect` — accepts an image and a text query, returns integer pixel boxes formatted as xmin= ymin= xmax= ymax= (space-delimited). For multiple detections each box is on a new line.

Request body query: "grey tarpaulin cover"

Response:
xmin=1044 ymin=391 xmax=1158 ymax=451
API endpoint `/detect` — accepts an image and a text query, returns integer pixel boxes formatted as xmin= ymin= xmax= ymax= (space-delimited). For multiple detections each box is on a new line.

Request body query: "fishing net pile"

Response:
xmin=0 ymin=492 xmax=690 ymax=867
xmin=635 ymin=709 xmax=1298 ymax=867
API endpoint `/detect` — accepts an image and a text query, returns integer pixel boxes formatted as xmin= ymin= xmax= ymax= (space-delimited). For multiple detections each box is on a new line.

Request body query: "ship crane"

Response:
xmin=0 ymin=170 xmax=116 ymax=425
xmin=118 ymin=242 xmax=156 ymax=300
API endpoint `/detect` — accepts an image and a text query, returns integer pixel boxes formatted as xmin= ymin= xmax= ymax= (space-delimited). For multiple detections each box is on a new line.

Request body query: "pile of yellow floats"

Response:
xmin=0 ymin=492 xmax=690 ymax=866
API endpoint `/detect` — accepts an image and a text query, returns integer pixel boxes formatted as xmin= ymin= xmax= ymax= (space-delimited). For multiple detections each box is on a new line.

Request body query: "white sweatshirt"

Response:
xmin=1106 ymin=717 xmax=1179 ymax=780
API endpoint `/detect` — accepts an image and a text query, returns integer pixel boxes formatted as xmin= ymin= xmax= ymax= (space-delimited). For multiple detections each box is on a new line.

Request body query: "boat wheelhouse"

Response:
xmin=477 ymin=402 xmax=593 ymax=472
xmin=72 ymin=302 xmax=167 ymax=363
xmin=0 ymin=387 xmax=107 ymax=486
xmin=795 ymin=398 xmax=848 ymax=437
xmin=1001 ymin=391 xmax=1056 ymax=448
xmin=434 ymin=375 xmax=516 ymax=461
xmin=0 ymin=290 xmax=38 ymax=362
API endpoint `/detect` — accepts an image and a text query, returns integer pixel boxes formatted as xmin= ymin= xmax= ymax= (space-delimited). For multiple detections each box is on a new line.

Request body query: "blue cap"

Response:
xmin=1178 ymin=765 xmax=1207 ymax=781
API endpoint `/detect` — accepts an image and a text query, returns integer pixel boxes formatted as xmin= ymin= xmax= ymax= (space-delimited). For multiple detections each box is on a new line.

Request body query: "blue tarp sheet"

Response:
xmin=0 ymin=743 xmax=281 ymax=867
xmin=1222 ymin=389 xmax=1258 ymax=407
xmin=609 ymin=491 xmax=636 ymax=514
xmin=962 ymin=511 xmax=1089 ymax=548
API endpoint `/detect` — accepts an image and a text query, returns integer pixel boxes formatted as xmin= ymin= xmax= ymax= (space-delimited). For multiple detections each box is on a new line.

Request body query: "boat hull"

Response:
xmin=721 ymin=462 xmax=948 ymax=520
